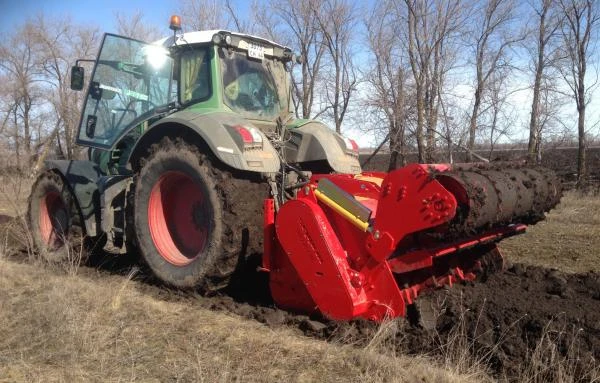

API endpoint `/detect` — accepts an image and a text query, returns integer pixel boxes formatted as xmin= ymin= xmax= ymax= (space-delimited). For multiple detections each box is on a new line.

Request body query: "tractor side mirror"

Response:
xmin=70 ymin=66 xmax=85 ymax=91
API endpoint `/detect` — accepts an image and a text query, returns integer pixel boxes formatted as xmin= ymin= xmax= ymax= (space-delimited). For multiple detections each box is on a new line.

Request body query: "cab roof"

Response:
xmin=156 ymin=30 xmax=289 ymax=51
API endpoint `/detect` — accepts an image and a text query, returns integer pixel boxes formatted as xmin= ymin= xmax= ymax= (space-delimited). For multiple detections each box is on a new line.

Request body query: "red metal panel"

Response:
xmin=261 ymin=198 xmax=275 ymax=272
xmin=367 ymin=164 xmax=458 ymax=262
xmin=273 ymin=198 xmax=405 ymax=320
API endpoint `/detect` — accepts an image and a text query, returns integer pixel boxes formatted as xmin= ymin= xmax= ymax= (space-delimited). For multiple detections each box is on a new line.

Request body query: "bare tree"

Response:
xmin=0 ymin=22 xmax=41 ymax=167
xmin=365 ymin=0 xmax=411 ymax=170
xmin=533 ymin=77 xmax=565 ymax=161
xmin=526 ymin=0 xmax=562 ymax=163
xmin=34 ymin=15 xmax=100 ymax=160
xmin=253 ymin=0 xmax=282 ymax=41
xmin=466 ymin=0 xmax=521 ymax=162
xmin=178 ymin=0 xmax=231 ymax=31
xmin=313 ymin=0 xmax=358 ymax=133
xmin=267 ymin=0 xmax=327 ymax=119
xmin=402 ymin=0 xmax=463 ymax=163
xmin=557 ymin=0 xmax=599 ymax=186
xmin=482 ymin=70 xmax=514 ymax=159
xmin=114 ymin=11 xmax=162 ymax=42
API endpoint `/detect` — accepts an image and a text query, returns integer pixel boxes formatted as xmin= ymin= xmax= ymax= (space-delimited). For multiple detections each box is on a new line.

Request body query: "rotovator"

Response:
xmin=27 ymin=16 xmax=561 ymax=322
xmin=266 ymin=163 xmax=560 ymax=320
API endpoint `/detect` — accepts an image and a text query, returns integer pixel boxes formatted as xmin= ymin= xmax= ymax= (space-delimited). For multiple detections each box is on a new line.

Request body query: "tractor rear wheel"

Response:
xmin=132 ymin=138 xmax=265 ymax=292
xmin=27 ymin=170 xmax=82 ymax=261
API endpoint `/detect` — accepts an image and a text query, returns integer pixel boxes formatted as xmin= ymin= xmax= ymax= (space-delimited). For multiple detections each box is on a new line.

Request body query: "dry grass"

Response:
xmin=361 ymin=307 xmax=495 ymax=382
xmin=0 ymin=173 xmax=32 ymax=218
xmin=501 ymin=190 xmax=600 ymax=273
xmin=519 ymin=317 xmax=600 ymax=383
xmin=0 ymin=258 xmax=480 ymax=383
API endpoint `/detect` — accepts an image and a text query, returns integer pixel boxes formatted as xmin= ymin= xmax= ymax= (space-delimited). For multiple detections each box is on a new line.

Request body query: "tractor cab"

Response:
xmin=72 ymin=15 xmax=361 ymax=177
xmin=72 ymin=30 xmax=294 ymax=147
xmin=71 ymin=28 xmax=296 ymax=174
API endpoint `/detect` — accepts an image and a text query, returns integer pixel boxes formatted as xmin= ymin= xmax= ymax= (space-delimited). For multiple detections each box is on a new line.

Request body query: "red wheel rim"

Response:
xmin=147 ymin=171 xmax=210 ymax=266
xmin=39 ymin=191 xmax=68 ymax=249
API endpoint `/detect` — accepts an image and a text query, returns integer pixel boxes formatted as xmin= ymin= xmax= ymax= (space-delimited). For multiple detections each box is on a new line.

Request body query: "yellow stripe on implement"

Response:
xmin=314 ymin=189 xmax=370 ymax=232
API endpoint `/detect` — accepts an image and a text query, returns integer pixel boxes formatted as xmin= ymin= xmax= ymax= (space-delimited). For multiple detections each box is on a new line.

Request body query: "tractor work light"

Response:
xmin=212 ymin=33 xmax=232 ymax=47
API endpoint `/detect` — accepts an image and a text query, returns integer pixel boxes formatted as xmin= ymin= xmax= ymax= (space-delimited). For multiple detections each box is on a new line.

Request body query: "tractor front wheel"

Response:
xmin=132 ymin=138 xmax=265 ymax=292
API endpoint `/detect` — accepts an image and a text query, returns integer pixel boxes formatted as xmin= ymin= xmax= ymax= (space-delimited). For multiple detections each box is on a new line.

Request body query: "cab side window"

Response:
xmin=180 ymin=48 xmax=211 ymax=104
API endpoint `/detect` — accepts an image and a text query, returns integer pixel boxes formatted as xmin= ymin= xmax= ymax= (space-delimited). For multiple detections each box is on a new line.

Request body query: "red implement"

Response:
xmin=263 ymin=163 xmax=560 ymax=321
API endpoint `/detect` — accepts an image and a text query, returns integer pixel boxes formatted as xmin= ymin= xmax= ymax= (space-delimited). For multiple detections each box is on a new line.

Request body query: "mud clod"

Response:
xmin=300 ymin=319 xmax=328 ymax=335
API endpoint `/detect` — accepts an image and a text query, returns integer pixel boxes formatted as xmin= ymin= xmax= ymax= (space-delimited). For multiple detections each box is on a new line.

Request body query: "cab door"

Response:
xmin=76 ymin=33 xmax=174 ymax=149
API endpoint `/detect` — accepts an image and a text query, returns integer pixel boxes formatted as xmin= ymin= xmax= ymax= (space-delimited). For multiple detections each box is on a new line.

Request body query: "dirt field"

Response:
xmin=1 ymin=149 xmax=599 ymax=382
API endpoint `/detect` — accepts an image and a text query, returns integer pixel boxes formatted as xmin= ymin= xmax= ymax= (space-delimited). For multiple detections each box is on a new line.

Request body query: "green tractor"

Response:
xmin=27 ymin=21 xmax=361 ymax=292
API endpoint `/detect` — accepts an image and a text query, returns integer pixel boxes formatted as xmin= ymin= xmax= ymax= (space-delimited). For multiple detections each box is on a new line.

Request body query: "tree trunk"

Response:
xmin=467 ymin=87 xmax=482 ymax=162
xmin=415 ymin=87 xmax=425 ymax=163
xmin=388 ymin=133 xmax=398 ymax=171
xmin=576 ymin=104 xmax=586 ymax=186
xmin=528 ymin=67 xmax=543 ymax=164
xmin=13 ymin=108 xmax=20 ymax=170
xmin=528 ymin=6 xmax=546 ymax=164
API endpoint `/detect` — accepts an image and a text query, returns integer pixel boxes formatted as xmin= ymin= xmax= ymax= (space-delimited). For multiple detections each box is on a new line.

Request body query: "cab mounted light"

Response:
xmin=169 ymin=15 xmax=182 ymax=31
xmin=212 ymin=33 xmax=232 ymax=47
xmin=282 ymin=49 xmax=296 ymax=63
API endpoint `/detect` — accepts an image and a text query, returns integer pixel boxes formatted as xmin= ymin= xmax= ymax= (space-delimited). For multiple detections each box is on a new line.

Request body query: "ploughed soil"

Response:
xmin=96 ymin=259 xmax=600 ymax=382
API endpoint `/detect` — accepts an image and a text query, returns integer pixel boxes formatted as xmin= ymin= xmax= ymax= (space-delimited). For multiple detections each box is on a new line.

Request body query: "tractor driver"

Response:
xmin=222 ymin=53 xmax=279 ymax=114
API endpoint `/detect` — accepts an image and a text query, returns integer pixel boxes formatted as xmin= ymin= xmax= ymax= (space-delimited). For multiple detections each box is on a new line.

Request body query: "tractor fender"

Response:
xmin=43 ymin=160 xmax=104 ymax=237
xmin=128 ymin=110 xmax=280 ymax=173
xmin=284 ymin=120 xmax=361 ymax=174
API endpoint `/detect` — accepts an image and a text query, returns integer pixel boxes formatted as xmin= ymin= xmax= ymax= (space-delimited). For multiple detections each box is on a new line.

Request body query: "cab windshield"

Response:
xmin=220 ymin=49 xmax=288 ymax=120
xmin=77 ymin=34 xmax=174 ymax=148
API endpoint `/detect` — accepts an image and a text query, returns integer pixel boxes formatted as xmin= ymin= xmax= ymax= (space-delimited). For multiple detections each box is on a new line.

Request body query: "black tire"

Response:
xmin=132 ymin=138 xmax=266 ymax=292
xmin=27 ymin=170 xmax=83 ymax=261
